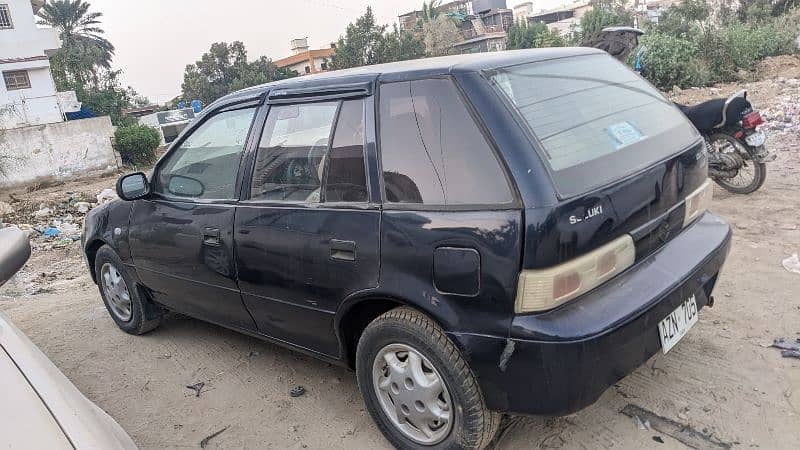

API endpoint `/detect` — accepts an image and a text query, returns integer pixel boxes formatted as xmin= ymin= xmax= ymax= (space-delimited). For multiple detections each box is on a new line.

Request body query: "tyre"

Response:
xmin=709 ymin=133 xmax=767 ymax=194
xmin=356 ymin=307 xmax=500 ymax=450
xmin=94 ymin=245 xmax=162 ymax=335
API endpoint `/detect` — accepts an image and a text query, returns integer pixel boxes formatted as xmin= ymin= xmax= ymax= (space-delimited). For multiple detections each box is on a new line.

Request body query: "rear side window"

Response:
xmin=490 ymin=54 xmax=698 ymax=197
xmin=379 ymin=79 xmax=513 ymax=206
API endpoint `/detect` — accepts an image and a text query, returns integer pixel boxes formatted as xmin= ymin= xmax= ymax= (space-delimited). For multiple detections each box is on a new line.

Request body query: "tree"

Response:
xmin=328 ymin=7 xmax=425 ymax=70
xmin=37 ymin=0 xmax=115 ymax=84
xmin=422 ymin=15 xmax=462 ymax=56
xmin=574 ymin=0 xmax=633 ymax=43
xmin=182 ymin=42 xmax=297 ymax=105
xmin=376 ymin=25 xmax=426 ymax=63
xmin=507 ymin=20 xmax=565 ymax=49
xmin=57 ymin=70 xmax=147 ymax=126
xmin=421 ymin=0 xmax=443 ymax=23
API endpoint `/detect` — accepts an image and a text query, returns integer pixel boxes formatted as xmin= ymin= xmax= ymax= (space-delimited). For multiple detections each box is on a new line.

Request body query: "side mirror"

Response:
xmin=116 ymin=172 xmax=150 ymax=201
xmin=0 ymin=227 xmax=31 ymax=288
xmin=167 ymin=175 xmax=205 ymax=198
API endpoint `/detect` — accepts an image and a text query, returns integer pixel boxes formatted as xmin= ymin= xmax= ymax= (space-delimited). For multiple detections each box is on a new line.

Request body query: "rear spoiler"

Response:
xmin=0 ymin=227 xmax=31 ymax=288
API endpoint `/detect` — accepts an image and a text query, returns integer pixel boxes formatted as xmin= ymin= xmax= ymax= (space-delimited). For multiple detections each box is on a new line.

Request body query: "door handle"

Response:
xmin=330 ymin=239 xmax=356 ymax=261
xmin=202 ymin=227 xmax=221 ymax=247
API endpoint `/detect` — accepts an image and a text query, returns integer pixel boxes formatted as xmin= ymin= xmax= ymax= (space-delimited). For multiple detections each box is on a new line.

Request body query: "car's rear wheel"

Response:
xmin=94 ymin=245 xmax=162 ymax=335
xmin=356 ymin=307 xmax=500 ymax=449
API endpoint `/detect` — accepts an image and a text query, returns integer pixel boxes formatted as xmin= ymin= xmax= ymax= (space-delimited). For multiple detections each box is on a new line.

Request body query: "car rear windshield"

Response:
xmin=489 ymin=54 xmax=699 ymax=197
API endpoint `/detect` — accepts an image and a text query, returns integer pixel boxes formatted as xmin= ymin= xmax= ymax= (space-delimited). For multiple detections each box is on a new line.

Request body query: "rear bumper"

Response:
xmin=449 ymin=212 xmax=731 ymax=416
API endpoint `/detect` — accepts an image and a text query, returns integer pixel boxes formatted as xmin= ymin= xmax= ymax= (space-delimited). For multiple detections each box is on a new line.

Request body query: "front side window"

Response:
xmin=0 ymin=4 xmax=13 ymax=29
xmin=155 ymin=107 xmax=256 ymax=200
xmin=250 ymin=99 xmax=368 ymax=203
xmin=379 ymin=79 xmax=513 ymax=206
xmin=3 ymin=70 xmax=30 ymax=90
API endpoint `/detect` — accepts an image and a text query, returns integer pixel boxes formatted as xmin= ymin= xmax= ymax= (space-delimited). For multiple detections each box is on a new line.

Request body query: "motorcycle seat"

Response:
xmin=675 ymin=97 xmax=751 ymax=133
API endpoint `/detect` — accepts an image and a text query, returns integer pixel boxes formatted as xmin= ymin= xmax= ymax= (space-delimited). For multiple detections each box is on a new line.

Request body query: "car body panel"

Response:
xmin=450 ymin=212 xmax=731 ymax=414
xmin=234 ymin=204 xmax=381 ymax=357
xmin=0 ymin=347 xmax=73 ymax=450
xmin=128 ymin=200 xmax=256 ymax=330
xmin=0 ymin=312 xmax=137 ymax=449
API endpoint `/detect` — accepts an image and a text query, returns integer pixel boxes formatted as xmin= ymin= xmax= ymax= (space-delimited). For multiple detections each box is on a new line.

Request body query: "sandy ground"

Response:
xmin=2 ymin=59 xmax=800 ymax=449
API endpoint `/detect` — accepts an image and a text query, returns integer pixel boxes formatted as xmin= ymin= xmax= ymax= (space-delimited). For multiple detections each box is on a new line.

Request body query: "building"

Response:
xmin=525 ymin=1 xmax=592 ymax=35
xmin=139 ymin=108 xmax=197 ymax=145
xmin=0 ymin=0 xmax=82 ymax=129
xmin=0 ymin=0 xmax=116 ymax=188
xmin=274 ymin=38 xmax=336 ymax=76
xmin=513 ymin=1 xmax=535 ymax=20
xmin=398 ymin=1 xmax=514 ymax=54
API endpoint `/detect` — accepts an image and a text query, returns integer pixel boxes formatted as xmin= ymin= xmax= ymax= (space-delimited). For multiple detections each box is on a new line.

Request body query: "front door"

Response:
xmin=234 ymin=98 xmax=380 ymax=357
xmin=129 ymin=104 xmax=259 ymax=331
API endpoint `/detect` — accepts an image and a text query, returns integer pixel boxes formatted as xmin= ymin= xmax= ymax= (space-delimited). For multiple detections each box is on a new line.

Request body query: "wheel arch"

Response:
xmin=335 ymin=293 xmax=453 ymax=369
xmin=85 ymin=238 xmax=108 ymax=284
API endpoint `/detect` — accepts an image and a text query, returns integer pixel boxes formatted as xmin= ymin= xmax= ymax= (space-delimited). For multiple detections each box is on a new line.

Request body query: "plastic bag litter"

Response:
xmin=96 ymin=188 xmax=117 ymax=205
xmin=782 ymin=253 xmax=800 ymax=274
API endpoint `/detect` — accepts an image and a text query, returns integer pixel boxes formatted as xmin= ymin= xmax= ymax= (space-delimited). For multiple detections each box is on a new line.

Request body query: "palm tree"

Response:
xmin=421 ymin=0 xmax=442 ymax=24
xmin=37 ymin=0 xmax=115 ymax=71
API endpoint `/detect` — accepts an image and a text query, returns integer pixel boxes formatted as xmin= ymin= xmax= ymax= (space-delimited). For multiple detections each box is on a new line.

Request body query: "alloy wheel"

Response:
xmin=100 ymin=263 xmax=133 ymax=322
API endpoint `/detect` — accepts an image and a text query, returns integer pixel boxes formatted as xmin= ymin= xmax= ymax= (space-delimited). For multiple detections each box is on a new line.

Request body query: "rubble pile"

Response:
xmin=0 ymin=188 xmax=116 ymax=251
xmin=760 ymin=77 xmax=800 ymax=135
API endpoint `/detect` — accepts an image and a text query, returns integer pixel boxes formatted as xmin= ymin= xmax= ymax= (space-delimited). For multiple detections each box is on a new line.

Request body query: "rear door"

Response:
xmin=129 ymin=103 xmax=258 ymax=330
xmin=234 ymin=96 xmax=379 ymax=357
xmin=487 ymin=53 xmax=706 ymax=267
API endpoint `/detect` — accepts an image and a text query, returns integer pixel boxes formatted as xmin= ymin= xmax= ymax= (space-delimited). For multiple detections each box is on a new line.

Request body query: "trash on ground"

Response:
xmin=43 ymin=227 xmax=60 ymax=237
xmin=96 ymin=188 xmax=117 ymax=205
xmin=186 ymin=382 xmax=205 ymax=397
xmin=652 ymin=436 xmax=665 ymax=443
xmin=290 ymin=385 xmax=306 ymax=397
xmin=782 ymin=349 xmax=800 ymax=359
xmin=32 ymin=206 xmax=52 ymax=218
xmin=200 ymin=426 xmax=229 ymax=449
xmin=74 ymin=202 xmax=91 ymax=213
xmin=621 ymin=404 xmax=733 ymax=449
xmin=771 ymin=337 xmax=800 ymax=352
xmin=782 ymin=253 xmax=800 ymax=274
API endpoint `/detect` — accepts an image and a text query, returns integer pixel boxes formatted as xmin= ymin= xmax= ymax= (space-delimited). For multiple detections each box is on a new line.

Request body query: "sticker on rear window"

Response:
xmin=607 ymin=121 xmax=645 ymax=149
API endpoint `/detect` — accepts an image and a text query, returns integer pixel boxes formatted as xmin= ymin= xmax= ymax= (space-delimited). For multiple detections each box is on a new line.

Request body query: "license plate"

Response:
xmin=745 ymin=130 xmax=766 ymax=147
xmin=658 ymin=294 xmax=699 ymax=354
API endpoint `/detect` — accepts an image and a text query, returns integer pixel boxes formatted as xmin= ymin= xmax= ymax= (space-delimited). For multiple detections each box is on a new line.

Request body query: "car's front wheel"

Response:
xmin=94 ymin=245 xmax=162 ymax=335
xmin=356 ymin=307 xmax=500 ymax=449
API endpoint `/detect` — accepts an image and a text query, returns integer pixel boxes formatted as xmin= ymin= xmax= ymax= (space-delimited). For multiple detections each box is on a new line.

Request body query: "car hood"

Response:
xmin=0 ymin=311 xmax=137 ymax=449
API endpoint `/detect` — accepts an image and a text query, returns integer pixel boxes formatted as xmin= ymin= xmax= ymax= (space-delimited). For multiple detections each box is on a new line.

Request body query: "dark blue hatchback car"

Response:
xmin=83 ymin=48 xmax=731 ymax=449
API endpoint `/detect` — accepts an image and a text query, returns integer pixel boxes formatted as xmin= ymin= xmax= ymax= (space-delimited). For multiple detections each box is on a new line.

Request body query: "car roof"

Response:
xmin=220 ymin=47 xmax=604 ymax=104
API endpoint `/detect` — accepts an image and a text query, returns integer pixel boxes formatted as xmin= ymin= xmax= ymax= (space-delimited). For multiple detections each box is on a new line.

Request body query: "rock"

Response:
xmin=74 ymin=202 xmax=91 ymax=213
xmin=96 ymin=188 xmax=117 ymax=205
xmin=32 ymin=206 xmax=52 ymax=218
xmin=0 ymin=201 xmax=13 ymax=218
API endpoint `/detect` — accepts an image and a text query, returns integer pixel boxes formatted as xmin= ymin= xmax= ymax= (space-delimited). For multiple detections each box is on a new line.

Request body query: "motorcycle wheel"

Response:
xmin=708 ymin=133 xmax=767 ymax=194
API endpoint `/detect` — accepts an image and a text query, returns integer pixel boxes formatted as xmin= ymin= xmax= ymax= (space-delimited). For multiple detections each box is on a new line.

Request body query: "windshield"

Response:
xmin=490 ymin=54 xmax=699 ymax=197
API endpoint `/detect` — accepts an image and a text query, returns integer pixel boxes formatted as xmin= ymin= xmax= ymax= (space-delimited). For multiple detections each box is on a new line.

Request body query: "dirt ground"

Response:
xmin=2 ymin=57 xmax=799 ymax=449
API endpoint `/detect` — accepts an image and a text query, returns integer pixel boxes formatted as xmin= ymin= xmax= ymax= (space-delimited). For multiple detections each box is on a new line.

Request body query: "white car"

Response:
xmin=0 ymin=227 xmax=136 ymax=449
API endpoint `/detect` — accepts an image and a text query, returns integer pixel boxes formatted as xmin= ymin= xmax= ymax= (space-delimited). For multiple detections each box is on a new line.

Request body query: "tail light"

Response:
xmin=683 ymin=179 xmax=714 ymax=228
xmin=515 ymin=235 xmax=635 ymax=313
xmin=741 ymin=111 xmax=764 ymax=129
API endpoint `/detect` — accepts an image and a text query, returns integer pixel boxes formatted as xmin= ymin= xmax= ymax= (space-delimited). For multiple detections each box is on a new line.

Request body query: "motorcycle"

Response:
xmin=675 ymin=90 xmax=774 ymax=194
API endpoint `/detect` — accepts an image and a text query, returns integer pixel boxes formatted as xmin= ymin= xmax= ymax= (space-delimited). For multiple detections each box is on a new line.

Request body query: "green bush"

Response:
xmin=636 ymin=6 xmax=799 ymax=89
xmin=637 ymin=32 xmax=707 ymax=89
xmin=113 ymin=125 xmax=161 ymax=167
xmin=720 ymin=19 xmax=797 ymax=69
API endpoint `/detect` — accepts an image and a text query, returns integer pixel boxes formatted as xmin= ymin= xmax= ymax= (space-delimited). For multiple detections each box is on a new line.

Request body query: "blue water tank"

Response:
xmin=191 ymin=100 xmax=203 ymax=113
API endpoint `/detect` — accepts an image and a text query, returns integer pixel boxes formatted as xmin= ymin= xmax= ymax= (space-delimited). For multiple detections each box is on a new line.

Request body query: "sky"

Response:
xmin=85 ymin=0 xmax=434 ymax=104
